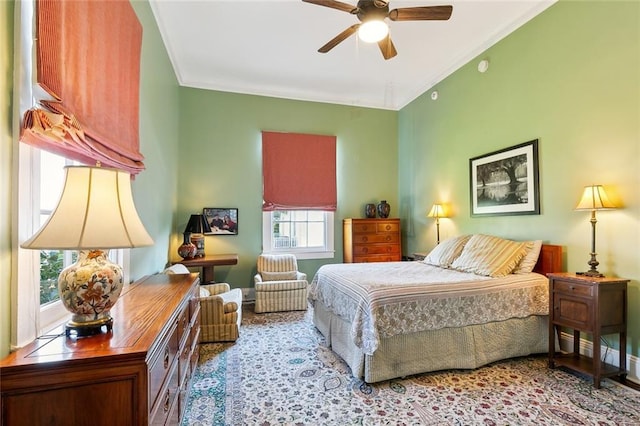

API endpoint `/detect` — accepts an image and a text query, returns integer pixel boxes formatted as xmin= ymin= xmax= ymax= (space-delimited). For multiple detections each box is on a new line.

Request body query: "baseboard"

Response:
xmin=241 ymin=287 xmax=255 ymax=304
xmin=558 ymin=331 xmax=640 ymax=385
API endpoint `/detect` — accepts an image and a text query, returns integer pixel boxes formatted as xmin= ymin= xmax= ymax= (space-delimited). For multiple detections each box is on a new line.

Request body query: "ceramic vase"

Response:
xmin=377 ymin=200 xmax=390 ymax=218
xmin=178 ymin=232 xmax=197 ymax=259
xmin=365 ymin=203 xmax=377 ymax=218
xmin=58 ymin=249 xmax=123 ymax=332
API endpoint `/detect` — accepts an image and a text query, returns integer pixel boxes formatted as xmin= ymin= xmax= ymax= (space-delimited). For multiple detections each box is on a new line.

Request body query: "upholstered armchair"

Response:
xmin=164 ymin=264 xmax=242 ymax=342
xmin=253 ymin=254 xmax=308 ymax=313
xmin=198 ymin=282 xmax=242 ymax=342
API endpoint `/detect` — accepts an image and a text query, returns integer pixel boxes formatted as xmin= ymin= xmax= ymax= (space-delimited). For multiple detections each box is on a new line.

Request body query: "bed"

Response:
xmin=309 ymin=234 xmax=563 ymax=383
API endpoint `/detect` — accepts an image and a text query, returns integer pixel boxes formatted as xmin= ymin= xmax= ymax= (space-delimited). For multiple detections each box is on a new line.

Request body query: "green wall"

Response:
xmin=176 ymin=89 xmax=398 ymax=284
xmin=399 ymin=1 xmax=640 ymax=359
xmin=1 ymin=0 xmax=14 ymax=358
xmin=128 ymin=1 xmax=181 ymax=279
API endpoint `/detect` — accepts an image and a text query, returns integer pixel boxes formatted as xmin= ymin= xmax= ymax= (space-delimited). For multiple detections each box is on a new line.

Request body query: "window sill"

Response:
xmin=262 ymin=250 xmax=335 ymax=260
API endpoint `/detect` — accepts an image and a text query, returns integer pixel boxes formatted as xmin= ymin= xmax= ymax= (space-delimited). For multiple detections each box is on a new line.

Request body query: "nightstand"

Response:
xmin=548 ymin=273 xmax=628 ymax=388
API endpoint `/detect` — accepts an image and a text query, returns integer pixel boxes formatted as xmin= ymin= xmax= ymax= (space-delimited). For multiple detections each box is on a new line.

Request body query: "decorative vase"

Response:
xmin=178 ymin=232 xmax=197 ymax=260
xmin=377 ymin=200 xmax=390 ymax=218
xmin=365 ymin=203 xmax=377 ymax=218
xmin=58 ymin=249 xmax=123 ymax=336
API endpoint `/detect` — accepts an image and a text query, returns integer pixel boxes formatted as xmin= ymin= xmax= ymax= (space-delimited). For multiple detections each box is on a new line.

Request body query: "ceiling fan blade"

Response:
xmin=377 ymin=35 xmax=397 ymax=60
xmin=318 ymin=24 xmax=360 ymax=53
xmin=302 ymin=0 xmax=357 ymax=14
xmin=388 ymin=5 xmax=453 ymax=21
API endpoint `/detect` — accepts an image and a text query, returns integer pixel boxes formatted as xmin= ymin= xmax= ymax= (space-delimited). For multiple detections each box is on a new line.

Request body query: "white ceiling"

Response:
xmin=149 ymin=0 xmax=556 ymax=111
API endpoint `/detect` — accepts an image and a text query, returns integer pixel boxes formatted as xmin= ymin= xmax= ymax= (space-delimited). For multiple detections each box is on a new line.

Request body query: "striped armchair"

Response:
xmin=199 ymin=282 xmax=242 ymax=343
xmin=254 ymin=254 xmax=308 ymax=313
xmin=164 ymin=264 xmax=241 ymax=342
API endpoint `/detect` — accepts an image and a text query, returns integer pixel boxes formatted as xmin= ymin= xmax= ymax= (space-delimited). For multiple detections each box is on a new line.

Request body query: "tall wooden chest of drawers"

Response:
xmin=343 ymin=218 xmax=401 ymax=263
xmin=0 ymin=272 xmax=201 ymax=425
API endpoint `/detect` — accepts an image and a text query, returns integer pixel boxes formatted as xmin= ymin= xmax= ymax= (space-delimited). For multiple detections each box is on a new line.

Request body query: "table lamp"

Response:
xmin=427 ymin=203 xmax=447 ymax=245
xmin=21 ymin=166 xmax=153 ymax=337
xmin=185 ymin=214 xmax=211 ymax=257
xmin=574 ymin=185 xmax=618 ymax=277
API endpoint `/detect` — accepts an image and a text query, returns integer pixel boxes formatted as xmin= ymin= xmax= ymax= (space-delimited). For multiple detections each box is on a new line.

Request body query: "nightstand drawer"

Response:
xmin=554 ymin=280 xmax=593 ymax=297
xmin=553 ymin=294 xmax=592 ymax=329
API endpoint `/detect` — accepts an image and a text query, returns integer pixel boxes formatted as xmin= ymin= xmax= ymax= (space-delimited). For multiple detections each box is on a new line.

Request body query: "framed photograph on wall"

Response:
xmin=469 ymin=139 xmax=540 ymax=217
xmin=203 ymin=208 xmax=239 ymax=235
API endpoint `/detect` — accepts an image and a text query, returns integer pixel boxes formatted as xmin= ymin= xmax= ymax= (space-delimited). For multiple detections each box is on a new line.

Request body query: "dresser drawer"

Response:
xmin=351 ymin=221 xmax=399 ymax=234
xmin=148 ymin=322 xmax=179 ymax=414
xmin=554 ymin=280 xmax=593 ymax=297
xmin=353 ymin=234 xmax=400 ymax=244
xmin=353 ymin=254 xmax=402 ymax=262
xmin=352 ymin=244 xmax=400 ymax=255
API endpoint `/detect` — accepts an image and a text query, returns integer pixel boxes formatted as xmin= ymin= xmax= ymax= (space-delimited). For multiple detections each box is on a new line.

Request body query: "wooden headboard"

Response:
xmin=533 ymin=244 xmax=563 ymax=275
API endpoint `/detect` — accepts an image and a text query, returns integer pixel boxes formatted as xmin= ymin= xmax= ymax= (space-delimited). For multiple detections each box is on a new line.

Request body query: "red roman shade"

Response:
xmin=262 ymin=131 xmax=337 ymax=211
xmin=20 ymin=0 xmax=145 ymax=175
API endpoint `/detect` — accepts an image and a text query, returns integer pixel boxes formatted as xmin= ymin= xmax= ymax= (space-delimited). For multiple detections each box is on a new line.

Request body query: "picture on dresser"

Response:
xmin=469 ymin=139 xmax=540 ymax=217
xmin=203 ymin=208 xmax=239 ymax=235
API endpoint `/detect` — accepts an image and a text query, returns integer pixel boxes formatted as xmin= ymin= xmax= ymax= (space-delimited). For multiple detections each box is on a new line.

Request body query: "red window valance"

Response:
xmin=20 ymin=0 xmax=145 ymax=175
xmin=262 ymin=131 xmax=337 ymax=211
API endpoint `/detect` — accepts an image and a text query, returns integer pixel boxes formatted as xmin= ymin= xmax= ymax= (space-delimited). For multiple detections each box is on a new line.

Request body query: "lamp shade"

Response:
xmin=427 ymin=204 xmax=447 ymax=218
xmin=575 ymin=185 xmax=618 ymax=211
xmin=21 ymin=166 xmax=153 ymax=250
xmin=184 ymin=214 xmax=212 ymax=235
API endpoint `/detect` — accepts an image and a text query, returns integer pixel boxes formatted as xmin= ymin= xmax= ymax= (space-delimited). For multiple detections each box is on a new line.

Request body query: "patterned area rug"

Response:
xmin=183 ymin=307 xmax=640 ymax=425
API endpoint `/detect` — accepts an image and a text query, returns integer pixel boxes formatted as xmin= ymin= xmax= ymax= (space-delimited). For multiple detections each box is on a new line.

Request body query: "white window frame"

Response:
xmin=262 ymin=211 xmax=335 ymax=260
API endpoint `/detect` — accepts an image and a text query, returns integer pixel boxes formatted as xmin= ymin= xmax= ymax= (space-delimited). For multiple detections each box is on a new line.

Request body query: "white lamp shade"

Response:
xmin=575 ymin=185 xmax=618 ymax=211
xmin=358 ymin=20 xmax=389 ymax=43
xmin=427 ymin=204 xmax=447 ymax=218
xmin=22 ymin=166 xmax=153 ymax=249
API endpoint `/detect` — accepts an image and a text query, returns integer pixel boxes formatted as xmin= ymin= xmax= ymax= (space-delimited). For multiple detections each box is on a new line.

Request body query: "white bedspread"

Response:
xmin=309 ymin=262 xmax=549 ymax=355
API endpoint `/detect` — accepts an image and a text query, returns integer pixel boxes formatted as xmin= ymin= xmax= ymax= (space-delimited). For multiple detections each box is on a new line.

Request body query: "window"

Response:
xmin=38 ymin=150 xmax=74 ymax=306
xmin=262 ymin=211 xmax=334 ymax=259
xmin=261 ymin=131 xmax=337 ymax=260
xmin=13 ymin=1 xmax=130 ymax=345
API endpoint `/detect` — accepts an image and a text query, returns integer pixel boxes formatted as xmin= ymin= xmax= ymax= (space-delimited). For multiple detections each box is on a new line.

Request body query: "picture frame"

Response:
xmin=202 ymin=208 xmax=239 ymax=235
xmin=469 ymin=139 xmax=540 ymax=217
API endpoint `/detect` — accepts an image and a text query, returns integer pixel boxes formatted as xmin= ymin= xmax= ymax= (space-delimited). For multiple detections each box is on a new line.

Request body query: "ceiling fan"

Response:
xmin=302 ymin=0 xmax=453 ymax=60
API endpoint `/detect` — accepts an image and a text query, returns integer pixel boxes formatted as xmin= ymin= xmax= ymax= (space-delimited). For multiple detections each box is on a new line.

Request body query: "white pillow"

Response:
xmin=450 ymin=234 xmax=529 ymax=278
xmin=423 ymin=235 xmax=471 ymax=268
xmin=512 ymin=240 xmax=543 ymax=274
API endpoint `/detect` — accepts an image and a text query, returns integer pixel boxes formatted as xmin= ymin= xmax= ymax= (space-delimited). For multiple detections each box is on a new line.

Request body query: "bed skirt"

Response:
xmin=313 ymin=300 xmax=550 ymax=383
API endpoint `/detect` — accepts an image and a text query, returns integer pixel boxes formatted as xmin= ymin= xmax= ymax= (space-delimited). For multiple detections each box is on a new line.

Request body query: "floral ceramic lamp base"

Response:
xmin=58 ymin=249 xmax=123 ymax=338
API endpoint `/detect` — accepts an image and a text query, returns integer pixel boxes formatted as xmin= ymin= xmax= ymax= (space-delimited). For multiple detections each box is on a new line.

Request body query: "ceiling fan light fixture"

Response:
xmin=358 ymin=20 xmax=388 ymax=43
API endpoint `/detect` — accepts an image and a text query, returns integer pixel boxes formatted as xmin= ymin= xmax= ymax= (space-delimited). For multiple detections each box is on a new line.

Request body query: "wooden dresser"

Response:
xmin=0 ymin=272 xmax=201 ymax=426
xmin=343 ymin=218 xmax=402 ymax=263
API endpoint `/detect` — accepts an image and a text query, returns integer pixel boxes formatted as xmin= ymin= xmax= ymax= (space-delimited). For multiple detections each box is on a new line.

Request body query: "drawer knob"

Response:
xmin=385 ymin=225 xmax=391 ymax=231
xmin=164 ymin=347 xmax=170 ymax=369
xmin=570 ymin=286 xmax=575 ymax=290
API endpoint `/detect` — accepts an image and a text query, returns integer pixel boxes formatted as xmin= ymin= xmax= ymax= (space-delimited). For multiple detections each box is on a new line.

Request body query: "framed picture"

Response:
xmin=469 ymin=139 xmax=540 ymax=217
xmin=202 ymin=208 xmax=239 ymax=235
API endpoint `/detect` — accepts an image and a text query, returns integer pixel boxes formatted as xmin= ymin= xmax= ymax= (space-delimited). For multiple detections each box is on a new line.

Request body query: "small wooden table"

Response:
xmin=172 ymin=253 xmax=239 ymax=283
xmin=548 ymin=272 xmax=628 ymax=388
